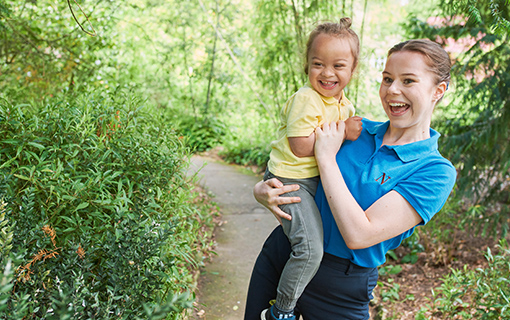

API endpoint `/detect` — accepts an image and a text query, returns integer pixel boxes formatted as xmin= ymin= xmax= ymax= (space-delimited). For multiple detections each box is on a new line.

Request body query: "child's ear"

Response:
xmin=433 ymin=81 xmax=448 ymax=101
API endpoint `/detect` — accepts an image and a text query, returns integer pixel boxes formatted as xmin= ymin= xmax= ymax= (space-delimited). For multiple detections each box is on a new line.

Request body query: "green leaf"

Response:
xmin=13 ymin=174 xmax=30 ymax=181
xmin=75 ymin=202 xmax=89 ymax=211
xmin=60 ymin=216 xmax=77 ymax=226
xmin=27 ymin=142 xmax=45 ymax=150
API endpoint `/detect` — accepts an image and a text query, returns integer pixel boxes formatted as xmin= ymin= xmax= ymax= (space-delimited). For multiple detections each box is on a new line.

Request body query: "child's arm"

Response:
xmin=344 ymin=116 xmax=363 ymax=141
xmin=289 ymin=115 xmax=361 ymax=157
xmin=288 ymin=133 xmax=316 ymax=158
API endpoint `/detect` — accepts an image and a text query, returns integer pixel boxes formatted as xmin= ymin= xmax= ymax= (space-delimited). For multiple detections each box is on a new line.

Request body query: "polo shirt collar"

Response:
xmin=320 ymin=94 xmax=339 ymax=105
xmin=305 ymin=84 xmax=345 ymax=105
xmin=367 ymin=121 xmax=440 ymax=162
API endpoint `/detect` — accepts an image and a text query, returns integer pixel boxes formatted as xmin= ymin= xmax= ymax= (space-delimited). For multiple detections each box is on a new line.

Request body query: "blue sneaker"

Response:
xmin=261 ymin=305 xmax=296 ymax=320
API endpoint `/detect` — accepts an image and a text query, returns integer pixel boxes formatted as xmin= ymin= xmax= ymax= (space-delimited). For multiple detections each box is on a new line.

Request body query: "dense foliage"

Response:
xmin=417 ymin=240 xmax=510 ymax=319
xmin=0 ymin=0 xmax=116 ymax=99
xmin=405 ymin=0 xmax=510 ymax=237
xmin=0 ymin=91 xmax=214 ymax=318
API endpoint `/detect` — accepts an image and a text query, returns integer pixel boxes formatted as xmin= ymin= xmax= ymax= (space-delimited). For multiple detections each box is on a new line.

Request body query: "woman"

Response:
xmin=245 ymin=39 xmax=457 ymax=320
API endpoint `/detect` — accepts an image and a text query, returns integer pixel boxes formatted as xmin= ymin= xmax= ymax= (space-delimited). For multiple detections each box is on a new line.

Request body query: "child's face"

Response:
xmin=307 ymin=34 xmax=355 ymax=101
xmin=379 ymin=51 xmax=446 ymax=133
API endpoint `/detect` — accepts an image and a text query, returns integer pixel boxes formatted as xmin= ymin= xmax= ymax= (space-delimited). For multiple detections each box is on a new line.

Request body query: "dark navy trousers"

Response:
xmin=244 ymin=226 xmax=378 ymax=320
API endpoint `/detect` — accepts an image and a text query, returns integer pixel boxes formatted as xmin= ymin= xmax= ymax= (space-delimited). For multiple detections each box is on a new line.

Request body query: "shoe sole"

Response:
xmin=260 ymin=309 xmax=268 ymax=320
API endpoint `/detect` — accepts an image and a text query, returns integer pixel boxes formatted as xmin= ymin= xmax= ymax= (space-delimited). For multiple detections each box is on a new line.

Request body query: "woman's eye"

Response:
xmin=383 ymin=77 xmax=393 ymax=84
xmin=404 ymin=79 xmax=415 ymax=84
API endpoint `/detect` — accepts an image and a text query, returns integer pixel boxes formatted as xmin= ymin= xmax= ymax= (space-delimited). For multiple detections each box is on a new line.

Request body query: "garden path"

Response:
xmin=188 ymin=155 xmax=278 ymax=320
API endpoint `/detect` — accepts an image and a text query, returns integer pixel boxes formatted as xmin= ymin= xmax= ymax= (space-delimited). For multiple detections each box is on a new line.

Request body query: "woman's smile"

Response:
xmin=388 ymin=102 xmax=410 ymax=116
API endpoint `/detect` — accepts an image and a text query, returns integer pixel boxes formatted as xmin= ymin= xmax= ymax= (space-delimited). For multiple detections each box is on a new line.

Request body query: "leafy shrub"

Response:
xmin=416 ymin=240 xmax=510 ymax=319
xmin=0 ymin=91 xmax=214 ymax=319
xmin=174 ymin=115 xmax=226 ymax=152
xmin=219 ymin=143 xmax=270 ymax=168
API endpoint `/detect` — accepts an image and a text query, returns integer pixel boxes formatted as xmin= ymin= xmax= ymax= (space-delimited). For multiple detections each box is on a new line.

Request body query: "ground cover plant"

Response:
xmin=0 ymin=91 xmax=216 ymax=319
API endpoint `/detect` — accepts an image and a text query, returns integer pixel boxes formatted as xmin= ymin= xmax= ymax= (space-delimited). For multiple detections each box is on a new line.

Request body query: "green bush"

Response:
xmin=417 ymin=240 xmax=510 ymax=319
xmin=174 ymin=115 xmax=226 ymax=153
xmin=219 ymin=144 xmax=270 ymax=168
xmin=0 ymin=91 xmax=213 ymax=319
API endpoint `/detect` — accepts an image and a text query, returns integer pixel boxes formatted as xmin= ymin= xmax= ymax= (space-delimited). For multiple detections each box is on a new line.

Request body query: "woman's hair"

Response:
xmin=304 ymin=17 xmax=360 ymax=75
xmin=388 ymin=39 xmax=451 ymax=85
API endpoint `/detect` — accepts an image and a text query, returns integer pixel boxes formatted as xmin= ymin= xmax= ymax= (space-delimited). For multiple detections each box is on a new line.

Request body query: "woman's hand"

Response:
xmin=314 ymin=120 xmax=346 ymax=162
xmin=253 ymin=178 xmax=301 ymax=224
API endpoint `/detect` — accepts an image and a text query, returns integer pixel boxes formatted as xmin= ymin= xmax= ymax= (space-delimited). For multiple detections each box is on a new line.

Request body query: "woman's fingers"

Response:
xmin=274 ymin=183 xmax=300 ymax=196
xmin=315 ymin=121 xmax=346 ymax=160
xmin=265 ymin=177 xmax=284 ymax=188
xmin=253 ymin=178 xmax=301 ymax=222
xmin=272 ymin=206 xmax=292 ymax=222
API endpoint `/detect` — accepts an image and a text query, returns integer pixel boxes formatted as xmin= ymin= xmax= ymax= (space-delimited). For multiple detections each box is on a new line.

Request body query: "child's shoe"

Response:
xmin=260 ymin=305 xmax=296 ymax=320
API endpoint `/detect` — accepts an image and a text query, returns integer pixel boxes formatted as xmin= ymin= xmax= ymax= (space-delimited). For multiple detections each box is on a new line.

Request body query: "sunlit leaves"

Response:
xmin=404 ymin=0 xmax=510 ymax=236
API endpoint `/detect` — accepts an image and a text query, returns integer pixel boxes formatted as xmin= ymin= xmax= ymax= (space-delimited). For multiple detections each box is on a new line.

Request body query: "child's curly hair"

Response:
xmin=303 ymin=17 xmax=360 ymax=75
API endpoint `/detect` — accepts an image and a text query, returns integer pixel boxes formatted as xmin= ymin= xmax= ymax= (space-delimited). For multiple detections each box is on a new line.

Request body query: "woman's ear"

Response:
xmin=433 ymin=81 xmax=448 ymax=102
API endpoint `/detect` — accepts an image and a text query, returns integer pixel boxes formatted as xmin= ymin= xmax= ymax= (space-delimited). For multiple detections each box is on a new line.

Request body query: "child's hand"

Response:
xmin=344 ymin=116 xmax=363 ymax=141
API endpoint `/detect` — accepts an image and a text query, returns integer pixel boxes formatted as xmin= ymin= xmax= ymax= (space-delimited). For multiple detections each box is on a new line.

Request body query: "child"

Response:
xmin=260 ymin=17 xmax=362 ymax=320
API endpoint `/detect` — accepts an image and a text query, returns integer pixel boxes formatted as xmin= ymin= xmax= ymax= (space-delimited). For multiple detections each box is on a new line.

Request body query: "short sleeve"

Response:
xmin=394 ymin=160 xmax=456 ymax=224
xmin=285 ymin=90 xmax=323 ymax=138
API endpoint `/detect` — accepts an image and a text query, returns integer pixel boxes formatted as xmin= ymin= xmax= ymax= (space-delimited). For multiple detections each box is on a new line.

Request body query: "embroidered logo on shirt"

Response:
xmin=376 ymin=173 xmax=391 ymax=185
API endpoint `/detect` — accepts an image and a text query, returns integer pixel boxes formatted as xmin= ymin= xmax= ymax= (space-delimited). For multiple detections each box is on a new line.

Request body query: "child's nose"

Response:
xmin=321 ymin=67 xmax=334 ymax=77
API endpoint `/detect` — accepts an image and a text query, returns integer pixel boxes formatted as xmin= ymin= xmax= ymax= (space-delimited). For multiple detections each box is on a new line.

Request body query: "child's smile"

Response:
xmin=307 ymin=34 xmax=355 ymax=101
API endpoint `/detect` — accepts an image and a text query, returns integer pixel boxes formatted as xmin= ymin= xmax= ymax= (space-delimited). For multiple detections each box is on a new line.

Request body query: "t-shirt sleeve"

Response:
xmin=285 ymin=91 xmax=323 ymax=138
xmin=394 ymin=160 xmax=457 ymax=224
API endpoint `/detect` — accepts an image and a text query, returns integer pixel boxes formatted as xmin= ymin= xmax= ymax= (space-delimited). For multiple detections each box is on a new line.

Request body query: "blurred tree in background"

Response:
xmin=0 ymin=0 xmax=117 ymax=100
xmin=405 ymin=0 xmax=510 ymax=237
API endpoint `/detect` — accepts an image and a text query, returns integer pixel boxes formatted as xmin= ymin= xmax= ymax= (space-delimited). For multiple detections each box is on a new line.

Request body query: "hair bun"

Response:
xmin=339 ymin=17 xmax=352 ymax=28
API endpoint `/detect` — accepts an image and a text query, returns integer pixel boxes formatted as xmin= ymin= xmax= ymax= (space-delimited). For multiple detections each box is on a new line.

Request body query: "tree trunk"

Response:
xmin=204 ymin=0 xmax=220 ymax=117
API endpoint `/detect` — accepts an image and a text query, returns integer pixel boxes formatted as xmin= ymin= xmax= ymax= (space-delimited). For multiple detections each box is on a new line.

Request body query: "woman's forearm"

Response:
xmin=317 ymin=157 xmax=373 ymax=249
xmin=315 ymin=121 xmax=422 ymax=249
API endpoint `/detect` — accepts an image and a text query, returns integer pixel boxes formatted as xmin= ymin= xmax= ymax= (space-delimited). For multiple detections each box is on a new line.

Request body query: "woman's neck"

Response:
xmin=382 ymin=125 xmax=430 ymax=146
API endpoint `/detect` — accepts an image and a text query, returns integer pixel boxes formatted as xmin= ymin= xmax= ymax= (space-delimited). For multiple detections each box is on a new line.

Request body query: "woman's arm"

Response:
xmin=253 ymin=178 xmax=301 ymax=224
xmin=314 ymin=121 xmax=423 ymax=249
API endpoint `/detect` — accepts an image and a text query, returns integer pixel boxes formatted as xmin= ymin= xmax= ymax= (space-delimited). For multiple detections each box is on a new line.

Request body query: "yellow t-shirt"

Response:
xmin=267 ymin=85 xmax=355 ymax=179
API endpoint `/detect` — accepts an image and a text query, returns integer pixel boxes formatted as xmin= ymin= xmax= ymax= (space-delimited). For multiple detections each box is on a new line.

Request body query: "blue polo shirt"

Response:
xmin=316 ymin=119 xmax=456 ymax=268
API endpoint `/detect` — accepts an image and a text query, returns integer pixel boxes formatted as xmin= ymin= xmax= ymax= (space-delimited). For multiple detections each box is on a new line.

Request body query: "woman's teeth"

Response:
xmin=389 ymin=102 xmax=410 ymax=114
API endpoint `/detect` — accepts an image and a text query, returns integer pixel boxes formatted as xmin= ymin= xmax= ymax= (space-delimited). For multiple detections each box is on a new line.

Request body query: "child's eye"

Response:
xmin=335 ymin=64 xmax=345 ymax=69
xmin=403 ymin=79 xmax=415 ymax=84
xmin=314 ymin=62 xmax=322 ymax=66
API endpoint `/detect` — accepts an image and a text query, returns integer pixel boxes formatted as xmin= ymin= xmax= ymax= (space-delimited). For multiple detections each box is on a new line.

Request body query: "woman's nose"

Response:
xmin=387 ymin=81 xmax=401 ymax=94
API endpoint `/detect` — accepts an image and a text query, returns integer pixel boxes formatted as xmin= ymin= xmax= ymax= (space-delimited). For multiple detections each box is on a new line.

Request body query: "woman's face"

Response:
xmin=307 ymin=34 xmax=354 ymax=101
xmin=379 ymin=51 xmax=446 ymax=133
